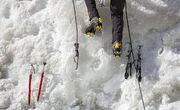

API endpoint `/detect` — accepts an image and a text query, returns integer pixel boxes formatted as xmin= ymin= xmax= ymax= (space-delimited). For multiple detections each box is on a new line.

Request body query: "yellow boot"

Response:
xmin=113 ymin=41 xmax=122 ymax=57
xmin=85 ymin=17 xmax=103 ymax=37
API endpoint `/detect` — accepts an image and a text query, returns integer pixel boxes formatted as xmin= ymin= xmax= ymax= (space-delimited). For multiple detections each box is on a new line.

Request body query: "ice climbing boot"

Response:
xmin=85 ymin=17 xmax=103 ymax=37
xmin=113 ymin=41 xmax=122 ymax=57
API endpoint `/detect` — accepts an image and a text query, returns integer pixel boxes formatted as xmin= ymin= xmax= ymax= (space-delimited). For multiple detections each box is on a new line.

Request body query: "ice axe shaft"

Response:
xmin=37 ymin=62 xmax=46 ymax=101
xmin=37 ymin=72 xmax=44 ymax=101
xmin=28 ymin=74 xmax=32 ymax=106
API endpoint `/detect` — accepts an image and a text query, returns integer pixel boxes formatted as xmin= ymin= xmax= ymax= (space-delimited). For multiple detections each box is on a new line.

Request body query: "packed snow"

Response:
xmin=0 ymin=0 xmax=180 ymax=110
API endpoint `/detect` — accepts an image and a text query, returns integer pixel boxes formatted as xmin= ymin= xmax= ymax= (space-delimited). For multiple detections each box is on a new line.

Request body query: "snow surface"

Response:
xmin=0 ymin=0 xmax=180 ymax=110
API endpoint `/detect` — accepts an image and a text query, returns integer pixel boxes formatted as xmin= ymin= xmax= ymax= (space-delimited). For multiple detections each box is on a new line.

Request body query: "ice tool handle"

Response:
xmin=124 ymin=49 xmax=134 ymax=79
xmin=37 ymin=62 xmax=47 ymax=102
xmin=74 ymin=43 xmax=79 ymax=70
xmin=136 ymin=45 xmax=142 ymax=82
xmin=28 ymin=64 xmax=35 ymax=106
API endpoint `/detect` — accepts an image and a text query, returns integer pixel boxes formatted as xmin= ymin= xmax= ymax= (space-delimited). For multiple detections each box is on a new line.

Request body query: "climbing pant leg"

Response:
xmin=85 ymin=0 xmax=100 ymax=20
xmin=110 ymin=0 xmax=125 ymax=44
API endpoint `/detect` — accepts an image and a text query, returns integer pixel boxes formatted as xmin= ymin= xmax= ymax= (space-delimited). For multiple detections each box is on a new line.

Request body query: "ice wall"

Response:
xmin=0 ymin=0 xmax=180 ymax=110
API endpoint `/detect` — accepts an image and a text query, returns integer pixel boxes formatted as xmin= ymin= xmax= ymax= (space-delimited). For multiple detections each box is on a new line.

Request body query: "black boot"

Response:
xmin=85 ymin=17 xmax=103 ymax=37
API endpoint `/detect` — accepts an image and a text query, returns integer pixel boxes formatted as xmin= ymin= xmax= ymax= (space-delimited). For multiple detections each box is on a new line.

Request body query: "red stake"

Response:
xmin=37 ymin=72 xmax=44 ymax=101
xmin=28 ymin=74 xmax=32 ymax=106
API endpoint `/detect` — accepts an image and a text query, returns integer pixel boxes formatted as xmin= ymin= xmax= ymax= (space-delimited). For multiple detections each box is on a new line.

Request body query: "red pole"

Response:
xmin=37 ymin=72 xmax=44 ymax=101
xmin=28 ymin=74 xmax=32 ymax=106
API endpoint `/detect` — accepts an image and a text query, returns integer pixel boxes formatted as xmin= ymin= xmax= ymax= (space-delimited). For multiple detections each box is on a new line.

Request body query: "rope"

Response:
xmin=124 ymin=0 xmax=146 ymax=110
xmin=138 ymin=81 xmax=146 ymax=110
xmin=124 ymin=0 xmax=136 ymax=66
xmin=72 ymin=0 xmax=79 ymax=70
